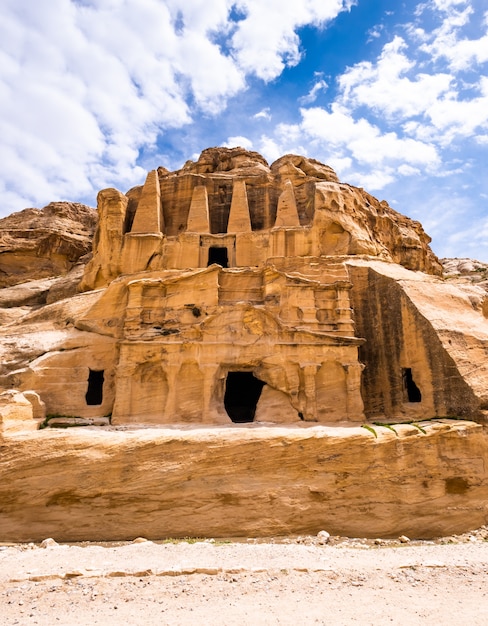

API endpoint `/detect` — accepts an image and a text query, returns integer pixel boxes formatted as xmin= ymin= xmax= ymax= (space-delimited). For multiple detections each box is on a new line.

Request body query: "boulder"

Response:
xmin=0 ymin=201 xmax=96 ymax=288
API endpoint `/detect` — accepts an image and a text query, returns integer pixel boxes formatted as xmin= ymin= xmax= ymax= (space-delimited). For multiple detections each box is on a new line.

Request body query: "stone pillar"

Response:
xmin=227 ymin=180 xmax=252 ymax=232
xmin=301 ymin=364 xmax=318 ymax=421
xmin=284 ymin=363 xmax=302 ymax=416
xmin=187 ymin=184 xmax=210 ymax=233
xmin=201 ymin=364 xmax=227 ymax=424
xmin=123 ymin=282 xmax=145 ymax=337
xmin=79 ymin=188 xmax=128 ymax=290
xmin=336 ymin=286 xmax=355 ymax=335
xmin=274 ymin=180 xmax=300 ymax=228
xmin=131 ymin=170 xmax=163 ymax=234
xmin=164 ymin=364 xmax=180 ymax=420
xmin=111 ymin=344 xmax=132 ymax=424
xmin=344 ymin=362 xmax=365 ymax=421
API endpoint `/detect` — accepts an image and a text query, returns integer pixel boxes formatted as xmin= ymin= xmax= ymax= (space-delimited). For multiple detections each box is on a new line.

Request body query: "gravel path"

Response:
xmin=1 ymin=533 xmax=488 ymax=625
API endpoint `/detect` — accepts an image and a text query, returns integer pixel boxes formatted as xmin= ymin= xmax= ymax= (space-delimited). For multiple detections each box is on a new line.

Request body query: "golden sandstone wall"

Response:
xmin=1 ymin=419 xmax=487 ymax=541
xmin=1 ymin=147 xmax=488 ymax=539
xmin=2 ymin=148 xmax=488 ymax=426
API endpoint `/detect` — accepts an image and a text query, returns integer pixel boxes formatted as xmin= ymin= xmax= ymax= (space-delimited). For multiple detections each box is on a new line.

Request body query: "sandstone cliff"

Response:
xmin=0 ymin=201 xmax=96 ymax=288
xmin=0 ymin=148 xmax=487 ymax=541
xmin=1 ymin=386 xmax=486 ymax=541
xmin=81 ymin=148 xmax=441 ymax=291
xmin=1 ymin=420 xmax=487 ymax=541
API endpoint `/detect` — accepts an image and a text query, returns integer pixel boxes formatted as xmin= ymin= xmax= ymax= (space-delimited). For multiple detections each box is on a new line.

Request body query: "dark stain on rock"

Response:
xmin=445 ymin=477 xmax=469 ymax=494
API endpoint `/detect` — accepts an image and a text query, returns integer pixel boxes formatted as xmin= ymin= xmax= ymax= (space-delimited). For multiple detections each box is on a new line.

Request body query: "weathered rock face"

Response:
xmin=1 ymin=147 xmax=488 ymax=540
xmin=1 ymin=148 xmax=487 ymax=428
xmin=0 ymin=201 xmax=96 ymax=288
xmin=81 ymin=148 xmax=440 ymax=291
xmin=1 ymin=421 xmax=487 ymax=541
xmin=348 ymin=260 xmax=488 ymax=420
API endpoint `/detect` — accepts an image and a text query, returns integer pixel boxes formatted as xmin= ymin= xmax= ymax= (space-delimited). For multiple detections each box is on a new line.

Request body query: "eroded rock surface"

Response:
xmin=0 ymin=201 xmax=96 ymax=288
xmin=0 ymin=421 xmax=487 ymax=541
xmin=1 ymin=148 xmax=487 ymax=540
xmin=81 ymin=148 xmax=440 ymax=291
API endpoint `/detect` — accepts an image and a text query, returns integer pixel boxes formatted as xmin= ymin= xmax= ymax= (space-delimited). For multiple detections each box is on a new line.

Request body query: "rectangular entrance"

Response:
xmin=208 ymin=246 xmax=229 ymax=267
xmin=85 ymin=369 xmax=104 ymax=405
xmin=224 ymin=371 xmax=265 ymax=423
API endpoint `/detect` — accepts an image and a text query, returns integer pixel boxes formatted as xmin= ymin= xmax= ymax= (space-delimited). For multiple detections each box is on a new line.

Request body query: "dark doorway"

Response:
xmin=86 ymin=369 xmax=104 ymax=405
xmin=224 ymin=372 xmax=265 ymax=423
xmin=208 ymin=246 xmax=229 ymax=267
xmin=403 ymin=368 xmax=422 ymax=403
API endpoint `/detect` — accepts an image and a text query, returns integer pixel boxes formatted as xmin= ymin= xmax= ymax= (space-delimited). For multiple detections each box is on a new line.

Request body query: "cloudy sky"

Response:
xmin=1 ymin=0 xmax=487 ymax=260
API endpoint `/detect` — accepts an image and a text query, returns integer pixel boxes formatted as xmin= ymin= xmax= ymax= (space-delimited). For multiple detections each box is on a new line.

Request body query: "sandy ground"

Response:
xmin=1 ymin=530 xmax=488 ymax=626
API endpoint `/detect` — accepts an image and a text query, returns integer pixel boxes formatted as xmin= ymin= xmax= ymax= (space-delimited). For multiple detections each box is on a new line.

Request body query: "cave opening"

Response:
xmin=402 ymin=368 xmax=422 ymax=403
xmin=85 ymin=369 xmax=104 ymax=406
xmin=208 ymin=246 xmax=229 ymax=267
xmin=224 ymin=371 xmax=265 ymax=423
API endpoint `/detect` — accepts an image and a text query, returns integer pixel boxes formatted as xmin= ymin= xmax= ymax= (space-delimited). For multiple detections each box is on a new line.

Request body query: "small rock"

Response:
xmin=374 ymin=538 xmax=385 ymax=545
xmin=132 ymin=537 xmax=148 ymax=544
xmin=40 ymin=538 xmax=58 ymax=548
xmin=398 ymin=535 xmax=410 ymax=543
xmin=317 ymin=530 xmax=330 ymax=545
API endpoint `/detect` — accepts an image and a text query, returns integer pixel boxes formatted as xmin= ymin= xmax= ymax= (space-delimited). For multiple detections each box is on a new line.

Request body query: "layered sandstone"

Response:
xmin=80 ymin=148 xmax=440 ymax=291
xmin=348 ymin=259 xmax=488 ymax=420
xmin=0 ymin=201 xmax=96 ymax=288
xmin=1 ymin=148 xmax=488 ymax=540
xmin=0 ymin=420 xmax=487 ymax=541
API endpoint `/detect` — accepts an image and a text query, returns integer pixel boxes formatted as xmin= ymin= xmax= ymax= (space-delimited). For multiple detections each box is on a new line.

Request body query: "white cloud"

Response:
xmin=223 ymin=136 xmax=254 ymax=150
xmin=253 ymin=108 xmax=271 ymax=121
xmin=0 ymin=0 xmax=353 ymax=215
xmin=258 ymin=136 xmax=284 ymax=163
xmin=297 ymin=105 xmax=439 ymax=169
xmin=299 ymin=78 xmax=328 ymax=104
xmin=419 ymin=1 xmax=487 ymax=71
xmin=367 ymin=25 xmax=384 ymax=41
xmin=426 ymin=77 xmax=488 ymax=141
xmin=348 ymin=170 xmax=396 ymax=191
xmin=430 ymin=0 xmax=470 ymax=13
xmin=397 ymin=164 xmax=421 ymax=176
xmin=231 ymin=0 xmax=355 ymax=80
xmin=260 ymin=104 xmax=440 ymax=191
xmin=332 ymin=1 xmax=488 ymax=160
xmin=326 ymin=155 xmax=352 ymax=177
xmin=339 ymin=36 xmax=453 ymax=119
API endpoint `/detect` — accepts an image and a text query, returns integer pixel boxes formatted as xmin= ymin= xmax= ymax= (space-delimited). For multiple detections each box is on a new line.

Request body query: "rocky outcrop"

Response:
xmin=81 ymin=148 xmax=441 ymax=291
xmin=1 ymin=149 xmax=486 ymax=427
xmin=0 ymin=201 xmax=96 ymax=288
xmin=0 ymin=389 xmax=43 ymax=435
xmin=441 ymin=257 xmax=488 ymax=292
xmin=1 ymin=148 xmax=488 ymax=541
xmin=0 ymin=420 xmax=487 ymax=541
xmin=348 ymin=260 xmax=488 ymax=420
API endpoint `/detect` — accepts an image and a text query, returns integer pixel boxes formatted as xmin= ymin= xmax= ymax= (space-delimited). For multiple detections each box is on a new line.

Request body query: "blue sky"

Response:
xmin=1 ymin=0 xmax=488 ymax=260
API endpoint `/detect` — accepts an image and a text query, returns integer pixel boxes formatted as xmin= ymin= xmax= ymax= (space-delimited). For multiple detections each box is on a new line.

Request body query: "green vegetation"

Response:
xmin=361 ymin=424 xmax=377 ymax=438
xmin=373 ymin=422 xmax=398 ymax=436
xmin=411 ymin=423 xmax=426 ymax=434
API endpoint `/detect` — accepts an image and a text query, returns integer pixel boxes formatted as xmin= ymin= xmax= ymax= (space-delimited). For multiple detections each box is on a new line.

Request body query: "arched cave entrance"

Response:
xmin=85 ymin=369 xmax=104 ymax=405
xmin=402 ymin=368 xmax=422 ymax=403
xmin=224 ymin=371 xmax=265 ymax=423
xmin=208 ymin=246 xmax=229 ymax=268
